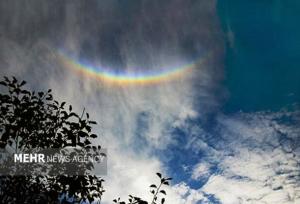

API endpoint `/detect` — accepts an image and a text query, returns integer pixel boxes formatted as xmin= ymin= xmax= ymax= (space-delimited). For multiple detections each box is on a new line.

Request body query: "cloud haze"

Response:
xmin=0 ymin=0 xmax=224 ymax=203
xmin=185 ymin=110 xmax=300 ymax=203
xmin=2 ymin=1 xmax=298 ymax=204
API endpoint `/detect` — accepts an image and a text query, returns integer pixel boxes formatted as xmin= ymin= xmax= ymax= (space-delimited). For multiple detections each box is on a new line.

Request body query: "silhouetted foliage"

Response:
xmin=0 ymin=76 xmax=104 ymax=203
xmin=0 ymin=76 xmax=98 ymax=150
xmin=113 ymin=173 xmax=171 ymax=204
xmin=0 ymin=76 xmax=171 ymax=204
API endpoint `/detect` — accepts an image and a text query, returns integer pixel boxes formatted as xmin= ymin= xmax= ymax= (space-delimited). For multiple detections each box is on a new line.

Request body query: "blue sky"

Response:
xmin=0 ymin=1 xmax=299 ymax=203
xmin=219 ymin=0 xmax=300 ymax=113
xmin=159 ymin=1 xmax=300 ymax=203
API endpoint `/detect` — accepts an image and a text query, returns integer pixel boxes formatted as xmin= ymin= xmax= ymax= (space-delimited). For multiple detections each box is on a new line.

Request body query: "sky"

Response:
xmin=0 ymin=0 xmax=300 ymax=203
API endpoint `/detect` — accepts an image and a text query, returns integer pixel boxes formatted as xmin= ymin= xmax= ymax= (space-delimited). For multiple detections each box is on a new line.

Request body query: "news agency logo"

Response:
xmin=14 ymin=153 xmax=45 ymax=163
xmin=13 ymin=153 xmax=106 ymax=163
xmin=0 ymin=148 xmax=107 ymax=176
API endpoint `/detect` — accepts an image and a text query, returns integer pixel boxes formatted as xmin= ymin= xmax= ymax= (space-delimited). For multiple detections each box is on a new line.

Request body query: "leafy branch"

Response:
xmin=113 ymin=173 xmax=172 ymax=204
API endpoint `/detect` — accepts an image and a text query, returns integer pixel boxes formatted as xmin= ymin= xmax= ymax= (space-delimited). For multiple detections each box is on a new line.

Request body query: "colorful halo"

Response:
xmin=58 ymin=51 xmax=203 ymax=85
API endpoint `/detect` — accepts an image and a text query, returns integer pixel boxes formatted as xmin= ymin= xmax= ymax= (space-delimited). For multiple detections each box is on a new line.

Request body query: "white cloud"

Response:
xmin=100 ymin=148 xmax=162 ymax=203
xmin=0 ymin=1 xmax=224 ymax=203
xmin=192 ymin=162 xmax=211 ymax=180
xmin=197 ymin=111 xmax=300 ymax=204
xmin=171 ymin=182 xmax=208 ymax=204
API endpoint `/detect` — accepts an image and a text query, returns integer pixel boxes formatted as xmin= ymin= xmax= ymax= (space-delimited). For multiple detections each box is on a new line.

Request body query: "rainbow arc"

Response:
xmin=58 ymin=51 xmax=205 ymax=85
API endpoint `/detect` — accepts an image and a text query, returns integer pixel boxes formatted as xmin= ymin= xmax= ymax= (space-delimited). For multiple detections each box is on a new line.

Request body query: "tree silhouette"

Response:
xmin=113 ymin=173 xmax=171 ymax=204
xmin=0 ymin=76 xmax=171 ymax=204
xmin=0 ymin=76 xmax=105 ymax=203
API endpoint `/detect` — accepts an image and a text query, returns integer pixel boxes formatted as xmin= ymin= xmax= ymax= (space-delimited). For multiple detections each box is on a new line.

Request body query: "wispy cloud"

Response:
xmin=0 ymin=0 xmax=223 ymax=203
xmin=186 ymin=110 xmax=300 ymax=203
xmin=2 ymin=1 xmax=300 ymax=204
xmin=191 ymin=162 xmax=211 ymax=180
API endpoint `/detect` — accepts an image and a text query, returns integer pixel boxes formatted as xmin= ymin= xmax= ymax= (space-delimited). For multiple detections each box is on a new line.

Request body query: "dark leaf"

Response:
xmin=12 ymin=76 xmax=17 ymax=83
xmin=61 ymin=102 xmax=66 ymax=108
xmin=84 ymin=139 xmax=91 ymax=145
xmin=90 ymin=134 xmax=97 ymax=138
xmin=46 ymin=95 xmax=53 ymax=100
xmin=20 ymin=80 xmax=26 ymax=86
